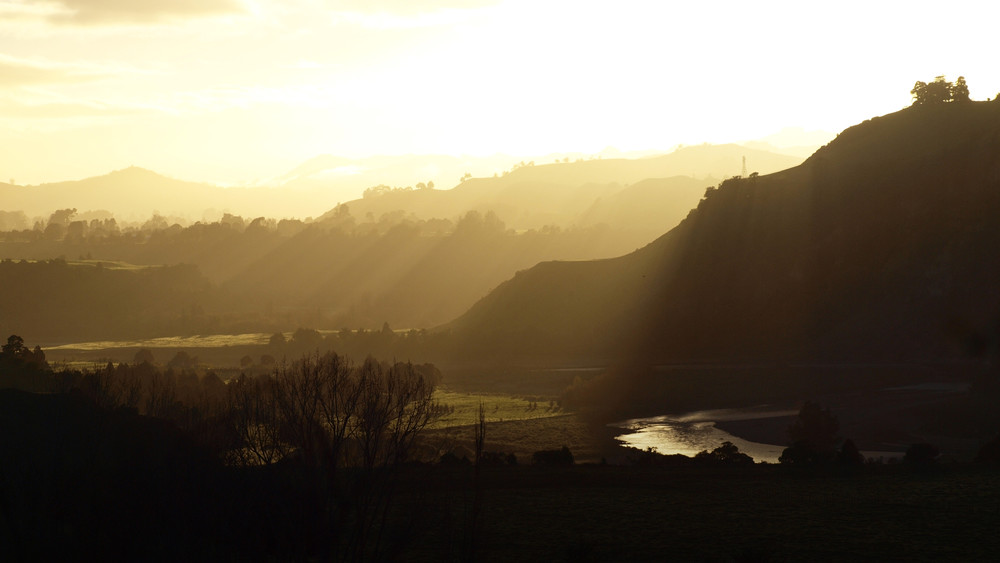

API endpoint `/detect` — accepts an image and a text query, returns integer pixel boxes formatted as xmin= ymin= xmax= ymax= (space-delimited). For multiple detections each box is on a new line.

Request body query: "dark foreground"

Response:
xmin=402 ymin=464 xmax=1000 ymax=562
xmin=2 ymin=388 xmax=999 ymax=562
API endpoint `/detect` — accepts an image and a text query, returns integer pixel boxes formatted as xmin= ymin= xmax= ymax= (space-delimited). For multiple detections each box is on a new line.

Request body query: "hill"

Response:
xmin=0 ymin=167 xmax=344 ymax=220
xmin=0 ymin=145 xmax=802 ymax=338
xmin=1 ymin=145 xmax=801 ymax=226
xmin=448 ymin=102 xmax=1000 ymax=363
xmin=0 ymin=258 xmax=214 ymax=342
xmin=316 ymin=144 xmax=802 ymax=232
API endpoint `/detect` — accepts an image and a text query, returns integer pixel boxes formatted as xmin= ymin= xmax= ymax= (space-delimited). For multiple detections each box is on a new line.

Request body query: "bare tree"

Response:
xmin=223 ymin=351 xmax=441 ymax=561
xmin=463 ymin=401 xmax=487 ymax=562
xmin=225 ymin=372 xmax=286 ymax=466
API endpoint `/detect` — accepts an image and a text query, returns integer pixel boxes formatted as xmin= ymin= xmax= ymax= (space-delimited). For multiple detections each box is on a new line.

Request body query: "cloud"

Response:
xmin=0 ymin=97 xmax=145 ymax=118
xmin=39 ymin=0 xmax=245 ymax=25
xmin=325 ymin=0 xmax=501 ymax=29
xmin=330 ymin=0 xmax=501 ymax=16
xmin=0 ymin=54 xmax=109 ymax=87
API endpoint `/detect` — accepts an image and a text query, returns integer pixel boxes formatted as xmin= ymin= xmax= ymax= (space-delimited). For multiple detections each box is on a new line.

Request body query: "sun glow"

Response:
xmin=0 ymin=0 xmax=997 ymax=185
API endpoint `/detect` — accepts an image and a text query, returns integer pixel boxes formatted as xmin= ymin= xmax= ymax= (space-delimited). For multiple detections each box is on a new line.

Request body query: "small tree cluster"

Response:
xmin=780 ymin=401 xmax=842 ymax=465
xmin=532 ymin=446 xmax=574 ymax=465
xmin=694 ymin=441 xmax=754 ymax=465
xmin=224 ymin=352 xmax=440 ymax=560
xmin=911 ymin=75 xmax=971 ymax=105
xmin=225 ymin=352 xmax=438 ymax=470
xmin=0 ymin=334 xmax=47 ymax=372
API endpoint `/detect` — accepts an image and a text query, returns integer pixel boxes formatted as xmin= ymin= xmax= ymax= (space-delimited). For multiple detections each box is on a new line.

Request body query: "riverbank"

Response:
xmin=713 ymin=382 xmax=985 ymax=461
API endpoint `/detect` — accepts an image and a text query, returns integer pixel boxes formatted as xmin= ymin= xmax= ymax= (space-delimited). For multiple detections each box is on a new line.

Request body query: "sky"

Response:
xmin=1 ymin=0 xmax=997 ymax=186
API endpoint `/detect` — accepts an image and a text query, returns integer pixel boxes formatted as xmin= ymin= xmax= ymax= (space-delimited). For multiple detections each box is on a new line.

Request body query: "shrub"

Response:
xmin=904 ymin=443 xmax=939 ymax=465
xmin=532 ymin=446 xmax=574 ymax=465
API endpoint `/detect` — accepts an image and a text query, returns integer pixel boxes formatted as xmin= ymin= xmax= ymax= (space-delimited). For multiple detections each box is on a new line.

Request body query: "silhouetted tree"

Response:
xmin=694 ymin=441 xmax=754 ymax=465
xmin=904 ymin=442 xmax=939 ymax=465
xmin=953 ymin=76 xmax=971 ymax=102
xmin=780 ymin=402 xmax=840 ymax=464
xmin=975 ymin=434 xmax=1000 ymax=463
xmin=291 ymin=328 xmax=323 ymax=351
xmin=1 ymin=334 xmax=25 ymax=358
xmin=47 ymin=208 xmax=77 ymax=226
xmin=167 ymin=351 xmax=198 ymax=370
xmin=911 ymin=75 xmax=968 ymax=105
xmin=133 ymin=348 xmax=155 ymax=365
xmin=464 ymin=401 xmax=487 ymax=562
xmin=532 ymin=446 xmax=574 ymax=465
xmin=0 ymin=335 xmax=48 ymax=376
xmin=222 ymin=352 xmax=440 ymax=559
xmin=837 ymin=438 xmax=865 ymax=465
xmin=268 ymin=332 xmax=287 ymax=347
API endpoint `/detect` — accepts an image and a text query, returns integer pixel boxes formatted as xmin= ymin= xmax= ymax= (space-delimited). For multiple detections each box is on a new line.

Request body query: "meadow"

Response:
xmin=428 ymin=389 xmax=564 ymax=429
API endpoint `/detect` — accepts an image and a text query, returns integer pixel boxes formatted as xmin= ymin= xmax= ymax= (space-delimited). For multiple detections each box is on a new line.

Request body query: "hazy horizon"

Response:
xmin=3 ymin=128 xmax=823 ymax=188
xmin=3 ymin=0 xmax=996 ymax=188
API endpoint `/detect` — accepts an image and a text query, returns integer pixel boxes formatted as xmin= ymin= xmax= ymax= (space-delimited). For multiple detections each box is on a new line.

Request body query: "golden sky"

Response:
xmin=1 ymin=0 xmax=996 ymax=186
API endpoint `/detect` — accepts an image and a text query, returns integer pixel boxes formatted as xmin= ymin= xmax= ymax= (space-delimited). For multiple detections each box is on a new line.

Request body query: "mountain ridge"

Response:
xmin=446 ymin=102 xmax=1000 ymax=363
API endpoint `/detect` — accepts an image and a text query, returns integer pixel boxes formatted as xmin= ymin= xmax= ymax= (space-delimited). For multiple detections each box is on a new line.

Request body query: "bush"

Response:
xmin=837 ymin=439 xmax=865 ymax=465
xmin=904 ymin=443 xmax=939 ymax=465
xmin=480 ymin=450 xmax=517 ymax=466
xmin=694 ymin=441 xmax=754 ymax=465
xmin=532 ymin=446 xmax=574 ymax=465
xmin=975 ymin=434 xmax=1000 ymax=463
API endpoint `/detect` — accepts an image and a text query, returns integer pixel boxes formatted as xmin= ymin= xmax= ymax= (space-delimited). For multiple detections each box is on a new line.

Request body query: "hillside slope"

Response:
xmin=448 ymin=102 xmax=1000 ymax=363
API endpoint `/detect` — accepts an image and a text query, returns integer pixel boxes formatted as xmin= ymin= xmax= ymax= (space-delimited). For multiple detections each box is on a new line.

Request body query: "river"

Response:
xmin=612 ymin=406 xmax=795 ymax=463
xmin=612 ymin=406 xmax=903 ymax=463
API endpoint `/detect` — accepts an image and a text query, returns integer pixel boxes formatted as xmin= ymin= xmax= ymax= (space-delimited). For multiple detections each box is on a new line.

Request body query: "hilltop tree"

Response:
xmin=953 ymin=76 xmax=971 ymax=102
xmin=911 ymin=75 xmax=971 ymax=105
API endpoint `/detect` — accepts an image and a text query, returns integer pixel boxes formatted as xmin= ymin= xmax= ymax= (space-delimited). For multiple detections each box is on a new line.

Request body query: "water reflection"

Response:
xmin=613 ymin=407 xmax=792 ymax=463
xmin=613 ymin=406 xmax=904 ymax=463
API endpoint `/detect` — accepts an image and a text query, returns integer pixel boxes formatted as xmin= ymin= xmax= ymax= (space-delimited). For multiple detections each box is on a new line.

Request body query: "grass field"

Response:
xmin=68 ymin=259 xmax=158 ymax=271
xmin=429 ymin=389 xmax=564 ymax=429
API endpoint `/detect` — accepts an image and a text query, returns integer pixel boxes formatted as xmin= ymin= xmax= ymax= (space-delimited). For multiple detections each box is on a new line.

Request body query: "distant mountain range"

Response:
xmin=0 ymin=142 xmax=809 ymax=339
xmin=0 ymin=166 xmax=334 ymax=222
xmin=0 ymin=144 xmax=804 ymax=224
xmin=316 ymin=144 xmax=803 ymax=232
xmin=447 ymin=102 xmax=1000 ymax=363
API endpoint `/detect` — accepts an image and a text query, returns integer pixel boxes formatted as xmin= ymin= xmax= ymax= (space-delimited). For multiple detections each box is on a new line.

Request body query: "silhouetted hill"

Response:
xmin=315 ymin=145 xmax=802 ymax=231
xmin=575 ymin=176 xmax=707 ymax=232
xmin=219 ymin=214 xmax=644 ymax=329
xmin=0 ymin=259 xmax=213 ymax=341
xmin=1 ymin=167 xmax=214 ymax=217
xmin=276 ymin=153 xmax=514 ymax=197
xmin=0 ymin=166 xmax=341 ymax=220
xmin=0 ymin=146 xmax=800 ymax=337
xmin=449 ymin=102 xmax=1000 ymax=363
